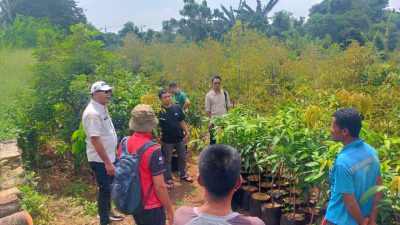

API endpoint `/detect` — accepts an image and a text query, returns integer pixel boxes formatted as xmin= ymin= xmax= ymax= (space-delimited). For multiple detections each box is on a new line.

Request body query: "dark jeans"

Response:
xmin=133 ymin=206 xmax=166 ymax=225
xmin=89 ymin=161 xmax=115 ymax=225
xmin=209 ymin=124 xmax=216 ymax=145
xmin=163 ymin=141 xmax=186 ymax=180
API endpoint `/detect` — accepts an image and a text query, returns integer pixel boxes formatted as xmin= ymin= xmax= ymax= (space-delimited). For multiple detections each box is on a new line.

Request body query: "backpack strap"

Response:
xmin=223 ymin=90 xmax=228 ymax=112
xmin=120 ymin=137 xmax=130 ymax=156
xmin=136 ymin=141 xmax=158 ymax=156
xmin=136 ymin=141 xmax=158 ymax=206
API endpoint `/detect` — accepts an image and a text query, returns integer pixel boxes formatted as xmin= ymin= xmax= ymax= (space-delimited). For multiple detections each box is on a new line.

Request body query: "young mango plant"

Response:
xmin=71 ymin=123 xmax=87 ymax=175
xmin=370 ymin=133 xmax=400 ymax=224
xmin=304 ymin=143 xmax=337 ymax=224
xmin=213 ymin=107 xmax=269 ymax=171
xmin=301 ymin=105 xmax=338 ymax=223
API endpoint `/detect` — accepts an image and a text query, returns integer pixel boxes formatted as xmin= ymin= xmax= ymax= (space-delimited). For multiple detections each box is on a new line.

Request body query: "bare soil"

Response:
xmin=36 ymin=147 xmax=204 ymax=225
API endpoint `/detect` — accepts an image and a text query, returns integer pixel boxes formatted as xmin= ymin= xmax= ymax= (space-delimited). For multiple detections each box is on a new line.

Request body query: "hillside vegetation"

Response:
xmin=0 ymin=49 xmax=34 ymax=140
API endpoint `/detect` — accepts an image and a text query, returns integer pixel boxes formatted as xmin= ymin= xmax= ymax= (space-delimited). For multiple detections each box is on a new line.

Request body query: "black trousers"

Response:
xmin=133 ymin=207 xmax=166 ymax=225
xmin=163 ymin=141 xmax=187 ymax=180
xmin=89 ymin=161 xmax=115 ymax=225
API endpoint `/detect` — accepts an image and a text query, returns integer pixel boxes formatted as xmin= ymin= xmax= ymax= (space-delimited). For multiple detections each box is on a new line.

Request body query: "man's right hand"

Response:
xmin=166 ymin=208 xmax=174 ymax=225
xmin=361 ymin=217 xmax=369 ymax=225
xmin=105 ymin=163 xmax=115 ymax=176
xmin=156 ymin=136 xmax=163 ymax=145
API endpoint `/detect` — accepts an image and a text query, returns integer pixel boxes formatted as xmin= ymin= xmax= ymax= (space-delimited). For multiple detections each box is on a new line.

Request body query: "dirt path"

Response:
xmin=38 ymin=152 xmax=204 ymax=225
xmin=110 ymin=154 xmax=204 ymax=225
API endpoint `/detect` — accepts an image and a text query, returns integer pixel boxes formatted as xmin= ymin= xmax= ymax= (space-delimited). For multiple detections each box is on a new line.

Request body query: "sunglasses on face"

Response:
xmin=97 ymin=90 xmax=112 ymax=94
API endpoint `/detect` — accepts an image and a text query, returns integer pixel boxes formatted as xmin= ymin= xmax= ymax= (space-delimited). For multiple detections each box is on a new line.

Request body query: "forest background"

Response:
xmin=1 ymin=0 xmax=400 ymax=224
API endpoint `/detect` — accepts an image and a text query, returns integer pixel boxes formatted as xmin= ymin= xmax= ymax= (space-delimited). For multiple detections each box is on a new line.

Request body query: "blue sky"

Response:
xmin=77 ymin=0 xmax=400 ymax=33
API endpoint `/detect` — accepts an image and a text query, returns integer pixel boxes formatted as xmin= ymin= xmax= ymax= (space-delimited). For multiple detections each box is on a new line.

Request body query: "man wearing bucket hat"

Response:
xmin=82 ymin=81 xmax=123 ymax=225
xmin=117 ymin=104 xmax=174 ymax=225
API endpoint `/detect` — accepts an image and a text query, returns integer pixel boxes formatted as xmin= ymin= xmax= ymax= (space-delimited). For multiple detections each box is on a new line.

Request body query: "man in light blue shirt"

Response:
xmin=325 ymin=108 xmax=382 ymax=225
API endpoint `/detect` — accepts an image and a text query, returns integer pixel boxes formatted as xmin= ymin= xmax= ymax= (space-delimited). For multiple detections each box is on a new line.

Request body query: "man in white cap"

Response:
xmin=117 ymin=104 xmax=174 ymax=225
xmin=82 ymin=81 xmax=123 ymax=225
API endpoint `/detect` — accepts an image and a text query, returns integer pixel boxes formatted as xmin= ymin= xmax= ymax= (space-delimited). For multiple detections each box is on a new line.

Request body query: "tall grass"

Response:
xmin=0 ymin=49 xmax=35 ymax=141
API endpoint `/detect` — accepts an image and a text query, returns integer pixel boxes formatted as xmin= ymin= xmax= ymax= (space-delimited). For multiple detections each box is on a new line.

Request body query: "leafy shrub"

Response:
xmin=0 ymin=15 xmax=61 ymax=48
xmin=19 ymin=172 xmax=52 ymax=225
xmin=17 ymin=23 xmax=116 ymax=167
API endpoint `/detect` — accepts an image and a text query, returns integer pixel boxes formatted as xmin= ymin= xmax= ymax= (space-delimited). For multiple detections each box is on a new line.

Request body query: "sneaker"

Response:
xmin=97 ymin=213 xmax=124 ymax=221
xmin=109 ymin=213 xmax=124 ymax=221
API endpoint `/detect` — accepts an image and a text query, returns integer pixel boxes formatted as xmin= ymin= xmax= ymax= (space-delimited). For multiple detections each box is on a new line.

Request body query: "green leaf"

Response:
xmin=359 ymin=185 xmax=387 ymax=205
xmin=305 ymin=162 xmax=319 ymax=167
xmin=384 ymin=140 xmax=390 ymax=149
xmin=313 ymin=171 xmax=325 ymax=180
xmin=299 ymin=153 xmax=309 ymax=160
xmin=272 ymin=136 xmax=280 ymax=146
xmin=319 ymin=160 xmax=327 ymax=172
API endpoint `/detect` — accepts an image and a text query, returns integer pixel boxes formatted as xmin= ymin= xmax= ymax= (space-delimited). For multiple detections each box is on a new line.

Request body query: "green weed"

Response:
xmin=187 ymin=188 xmax=197 ymax=197
xmin=174 ymin=199 xmax=186 ymax=208
xmin=19 ymin=171 xmax=53 ymax=225
xmin=82 ymin=199 xmax=98 ymax=216
xmin=65 ymin=196 xmax=98 ymax=216
xmin=64 ymin=182 xmax=90 ymax=197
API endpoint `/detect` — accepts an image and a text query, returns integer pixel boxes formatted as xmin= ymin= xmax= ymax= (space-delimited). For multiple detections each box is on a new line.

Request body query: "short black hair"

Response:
xmin=158 ymin=89 xmax=169 ymax=98
xmin=168 ymin=81 xmax=177 ymax=88
xmin=198 ymin=144 xmax=241 ymax=200
xmin=212 ymin=75 xmax=221 ymax=82
xmin=333 ymin=107 xmax=362 ymax=138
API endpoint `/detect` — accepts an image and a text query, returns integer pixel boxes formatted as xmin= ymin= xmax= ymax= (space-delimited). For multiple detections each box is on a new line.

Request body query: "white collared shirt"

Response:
xmin=82 ymin=100 xmax=117 ymax=163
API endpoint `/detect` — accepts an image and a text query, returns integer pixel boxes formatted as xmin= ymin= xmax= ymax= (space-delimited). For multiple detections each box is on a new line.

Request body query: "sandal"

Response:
xmin=180 ymin=175 xmax=194 ymax=183
xmin=166 ymin=180 xmax=174 ymax=189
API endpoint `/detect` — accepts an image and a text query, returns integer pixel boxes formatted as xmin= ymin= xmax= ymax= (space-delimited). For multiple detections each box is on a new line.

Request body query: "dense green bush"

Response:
xmin=17 ymin=23 xmax=151 ymax=169
xmin=0 ymin=15 xmax=61 ymax=48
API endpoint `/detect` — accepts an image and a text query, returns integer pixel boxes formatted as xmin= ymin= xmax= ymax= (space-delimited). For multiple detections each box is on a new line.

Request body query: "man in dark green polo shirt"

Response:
xmin=169 ymin=81 xmax=190 ymax=111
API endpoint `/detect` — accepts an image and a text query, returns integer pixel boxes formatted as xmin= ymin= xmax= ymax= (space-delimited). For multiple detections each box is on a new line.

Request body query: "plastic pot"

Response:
xmin=275 ymin=180 xmax=290 ymax=188
xmin=259 ymin=182 xmax=276 ymax=192
xmin=283 ymin=197 xmax=304 ymax=206
xmin=269 ymin=189 xmax=287 ymax=204
xmin=301 ymin=207 xmax=324 ymax=224
xmin=261 ymin=202 xmax=282 ymax=225
xmin=280 ymin=213 xmax=306 ymax=225
xmin=239 ymin=185 xmax=257 ymax=211
xmin=288 ymin=187 xmax=302 ymax=196
xmin=249 ymin=192 xmax=270 ymax=217
xmin=247 ymin=175 xmax=260 ymax=185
